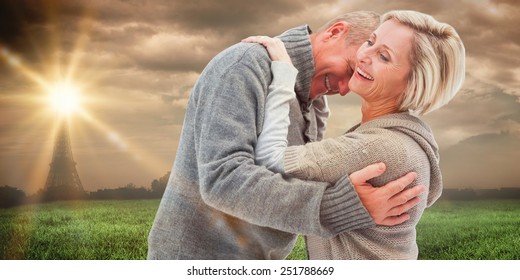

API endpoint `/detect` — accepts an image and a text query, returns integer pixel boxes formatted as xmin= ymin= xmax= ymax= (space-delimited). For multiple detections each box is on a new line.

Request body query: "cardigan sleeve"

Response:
xmin=256 ymin=94 xmax=416 ymax=187
xmin=284 ymin=128 xmax=414 ymax=186
xmin=254 ymin=61 xmax=297 ymax=173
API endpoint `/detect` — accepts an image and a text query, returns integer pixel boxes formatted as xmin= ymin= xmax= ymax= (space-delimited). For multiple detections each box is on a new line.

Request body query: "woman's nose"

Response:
xmin=357 ymin=47 xmax=372 ymax=65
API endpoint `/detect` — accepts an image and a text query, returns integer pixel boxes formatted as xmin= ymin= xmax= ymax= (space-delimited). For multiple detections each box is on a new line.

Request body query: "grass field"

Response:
xmin=0 ymin=200 xmax=156 ymax=259
xmin=0 ymin=199 xmax=519 ymax=260
xmin=416 ymin=200 xmax=520 ymax=259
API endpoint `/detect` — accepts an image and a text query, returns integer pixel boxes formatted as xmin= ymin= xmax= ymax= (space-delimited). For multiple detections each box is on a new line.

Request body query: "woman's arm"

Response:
xmin=254 ymin=61 xmax=296 ymax=172
xmin=242 ymin=36 xmax=296 ymax=173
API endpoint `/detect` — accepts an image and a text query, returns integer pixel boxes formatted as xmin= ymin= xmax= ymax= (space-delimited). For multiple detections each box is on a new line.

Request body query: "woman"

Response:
xmin=243 ymin=10 xmax=465 ymax=259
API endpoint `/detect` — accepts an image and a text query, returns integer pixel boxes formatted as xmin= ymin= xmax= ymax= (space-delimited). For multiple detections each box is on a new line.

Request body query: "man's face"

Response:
xmin=309 ymin=22 xmax=361 ymax=100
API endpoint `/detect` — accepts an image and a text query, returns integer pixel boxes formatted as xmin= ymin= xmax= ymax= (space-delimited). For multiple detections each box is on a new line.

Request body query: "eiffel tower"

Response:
xmin=43 ymin=118 xmax=85 ymax=200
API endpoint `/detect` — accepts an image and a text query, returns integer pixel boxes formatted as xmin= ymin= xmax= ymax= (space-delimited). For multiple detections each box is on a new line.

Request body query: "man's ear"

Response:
xmin=325 ymin=21 xmax=350 ymax=41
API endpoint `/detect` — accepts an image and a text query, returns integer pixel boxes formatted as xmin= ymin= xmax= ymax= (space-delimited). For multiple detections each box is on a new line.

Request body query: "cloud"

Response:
xmin=1 ymin=0 xmax=519 ymax=191
xmin=440 ymin=131 xmax=520 ymax=188
xmin=130 ymin=32 xmax=224 ymax=72
xmin=161 ymin=0 xmax=335 ymax=33
xmin=423 ymin=74 xmax=520 ymax=147
xmin=453 ymin=1 xmax=520 ymax=95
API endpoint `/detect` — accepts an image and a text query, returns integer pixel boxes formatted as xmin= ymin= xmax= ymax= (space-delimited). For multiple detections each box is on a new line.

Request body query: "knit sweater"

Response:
xmin=147 ymin=25 xmax=375 ymax=260
xmin=256 ymin=63 xmax=442 ymax=259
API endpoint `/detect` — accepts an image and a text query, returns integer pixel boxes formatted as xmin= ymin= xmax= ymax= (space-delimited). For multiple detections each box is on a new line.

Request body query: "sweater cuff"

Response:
xmin=320 ymin=175 xmax=375 ymax=233
xmin=283 ymin=145 xmax=302 ymax=176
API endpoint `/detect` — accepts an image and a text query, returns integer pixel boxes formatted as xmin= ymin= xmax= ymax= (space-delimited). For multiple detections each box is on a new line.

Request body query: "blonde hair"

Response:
xmin=382 ymin=10 xmax=466 ymax=115
xmin=317 ymin=11 xmax=381 ymax=47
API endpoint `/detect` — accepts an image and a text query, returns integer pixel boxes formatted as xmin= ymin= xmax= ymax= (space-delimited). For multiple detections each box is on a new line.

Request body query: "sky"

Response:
xmin=0 ymin=0 xmax=519 ymax=194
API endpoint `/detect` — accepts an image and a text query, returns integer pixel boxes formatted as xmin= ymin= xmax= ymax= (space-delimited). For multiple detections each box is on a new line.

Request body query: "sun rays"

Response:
xmin=0 ymin=9 xmax=167 ymax=193
xmin=47 ymin=82 xmax=83 ymax=115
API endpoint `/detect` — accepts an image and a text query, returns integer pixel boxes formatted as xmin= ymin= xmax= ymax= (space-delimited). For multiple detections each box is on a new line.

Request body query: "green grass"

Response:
xmin=0 ymin=200 xmax=157 ymax=259
xmin=1 ymin=199 xmax=519 ymax=259
xmin=285 ymin=235 xmax=308 ymax=260
xmin=416 ymin=199 xmax=520 ymax=259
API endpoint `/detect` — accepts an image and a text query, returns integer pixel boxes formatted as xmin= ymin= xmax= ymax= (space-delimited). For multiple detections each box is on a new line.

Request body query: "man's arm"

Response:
xmin=194 ymin=52 xmax=353 ymax=237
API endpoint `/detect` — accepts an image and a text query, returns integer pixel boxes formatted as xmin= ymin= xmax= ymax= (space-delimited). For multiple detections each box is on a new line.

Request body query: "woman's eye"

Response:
xmin=366 ymin=39 xmax=374 ymax=46
xmin=380 ymin=53 xmax=389 ymax=62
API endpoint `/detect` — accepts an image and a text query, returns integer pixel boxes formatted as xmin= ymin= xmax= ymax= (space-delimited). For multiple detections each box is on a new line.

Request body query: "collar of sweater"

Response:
xmin=349 ymin=112 xmax=439 ymax=157
xmin=277 ymin=25 xmax=315 ymax=105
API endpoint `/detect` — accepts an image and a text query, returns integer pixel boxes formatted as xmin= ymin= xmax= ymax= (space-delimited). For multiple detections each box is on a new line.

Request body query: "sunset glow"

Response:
xmin=1 ymin=0 xmax=519 ymax=193
xmin=0 ymin=5 xmax=169 ymax=192
xmin=48 ymin=82 xmax=82 ymax=115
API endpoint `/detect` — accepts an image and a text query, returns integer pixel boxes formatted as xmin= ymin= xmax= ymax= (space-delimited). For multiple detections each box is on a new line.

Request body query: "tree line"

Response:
xmin=2 ymin=175 xmax=520 ymax=208
xmin=439 ymin=188 xmax=520 ymax=201
xmin=0 ymin=171 xmax=171 ymax=208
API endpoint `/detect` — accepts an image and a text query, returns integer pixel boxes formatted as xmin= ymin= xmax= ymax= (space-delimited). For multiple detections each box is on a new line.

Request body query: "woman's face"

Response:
xmin=349 ymin=19 xmax=414 ymax=103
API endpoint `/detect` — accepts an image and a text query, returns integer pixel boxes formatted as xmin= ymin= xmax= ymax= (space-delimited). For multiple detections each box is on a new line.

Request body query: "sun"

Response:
xmin=48 ymin=82 xmax=82 ymax=115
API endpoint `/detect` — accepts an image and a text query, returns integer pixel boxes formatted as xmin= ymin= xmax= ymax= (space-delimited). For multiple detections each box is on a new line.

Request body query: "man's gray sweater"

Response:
xmin=147 ymin=25 xmax=374 ymax=260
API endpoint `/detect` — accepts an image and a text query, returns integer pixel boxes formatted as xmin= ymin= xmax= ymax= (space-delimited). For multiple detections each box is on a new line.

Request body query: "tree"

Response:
xmin=151 ymin=171 xmax=170 ymax=197
xmin=89 ymin=183 xmax=151 ymax=200
xmin=0 ymin=185 xmax=26 ymax=208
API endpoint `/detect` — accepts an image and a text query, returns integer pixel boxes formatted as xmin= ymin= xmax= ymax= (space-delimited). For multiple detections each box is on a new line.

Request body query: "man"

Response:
xmin=148 ymin=11 xmax=425 ymax=259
